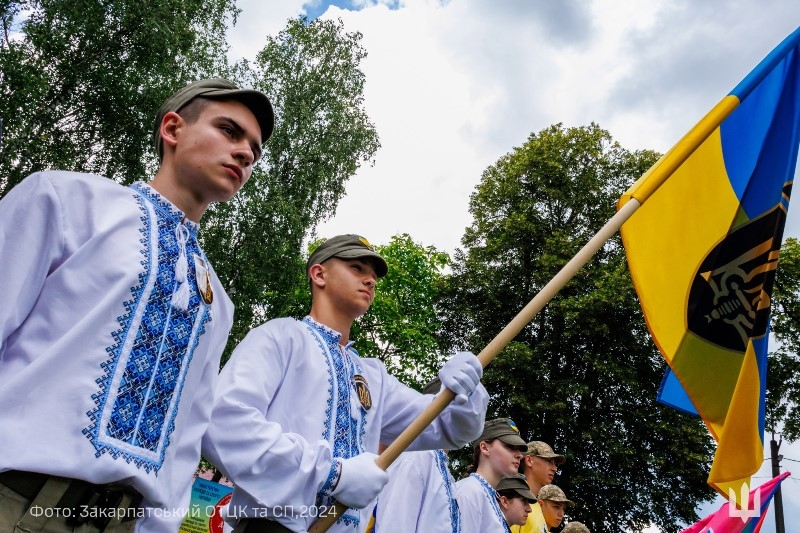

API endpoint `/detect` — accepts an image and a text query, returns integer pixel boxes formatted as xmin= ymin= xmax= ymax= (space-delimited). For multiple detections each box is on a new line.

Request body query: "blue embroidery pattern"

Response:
xmin=320 ymin=458 xmax=342 ymax=498
xmin=471 ymin=473 xmax=509 ymax=532
xmin=303 ymin=316 xmax=366 ymax=529
xmin=304 ymin=317 xmax=336 ymax=444
xmin=83 ymin=183 xmax=212 ymax=473
xmin=435 ymin=450 xmax=461 ymax=533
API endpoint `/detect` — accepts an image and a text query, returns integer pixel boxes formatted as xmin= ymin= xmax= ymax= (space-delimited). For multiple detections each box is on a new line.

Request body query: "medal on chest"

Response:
xmin=353 ymin=374 xmax=372 ymax=411
xmin=193 ymin=254 xmax=214 ymax=305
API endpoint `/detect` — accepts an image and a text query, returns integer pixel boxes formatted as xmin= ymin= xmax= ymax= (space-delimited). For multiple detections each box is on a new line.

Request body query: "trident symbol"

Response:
xmin=728 ymin=482 xmax=760 ymax=523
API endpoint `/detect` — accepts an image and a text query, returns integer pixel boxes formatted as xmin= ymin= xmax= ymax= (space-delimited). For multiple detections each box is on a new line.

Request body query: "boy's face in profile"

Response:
xmin=313 ymin=257 xmax=378 ymax=318
xmin=167 ymin=99 xmax=262 ymax=208
xmin=526 ymin=454 xmax=559 ymax=486
xmin=540 ymin=499 xmax=567 ymax=528
xmin=501 ymin=495 xmax=532 ymax=526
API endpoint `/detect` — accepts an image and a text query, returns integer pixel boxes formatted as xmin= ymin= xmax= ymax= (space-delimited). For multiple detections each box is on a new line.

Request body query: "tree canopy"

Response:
xmin=0 ymin=0 xmax=237 ymax=193
xmin=767 ymin=237 xmax=800 ymax=440
xmin=198 ymin=17 xmax=380 ymax=359
xmin=442 ymin=123 xmax=715 ymax=532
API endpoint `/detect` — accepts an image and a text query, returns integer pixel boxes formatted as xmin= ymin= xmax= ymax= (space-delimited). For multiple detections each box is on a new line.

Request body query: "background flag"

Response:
xmin=681 ymin=471 xmax=790 ymax=533
xmin=618 ymin=26 xmax=800 ymax=502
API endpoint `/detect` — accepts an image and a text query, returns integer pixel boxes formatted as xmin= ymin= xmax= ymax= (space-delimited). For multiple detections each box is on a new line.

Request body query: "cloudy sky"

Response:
xmin=224 ymin=1 xmax=800 ymax=530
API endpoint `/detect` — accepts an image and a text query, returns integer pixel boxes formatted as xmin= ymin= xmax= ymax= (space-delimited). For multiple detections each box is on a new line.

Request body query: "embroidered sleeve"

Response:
xmin=321 ymin=457 xmax=342 ymax=496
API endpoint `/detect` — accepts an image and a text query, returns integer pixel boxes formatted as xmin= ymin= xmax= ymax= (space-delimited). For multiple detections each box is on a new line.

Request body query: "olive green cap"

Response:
xmin=423 ymin=377 xmax=443 ymax=395
xmin=496 ymin=474 xmax=537 ymax=502
xmin=473 ymin=418 xmax=527 ymax=450
xmin=307 ymin=234 xmax=388 ymax=278
xmin=152 ymin=78 xmax=274 ymax=160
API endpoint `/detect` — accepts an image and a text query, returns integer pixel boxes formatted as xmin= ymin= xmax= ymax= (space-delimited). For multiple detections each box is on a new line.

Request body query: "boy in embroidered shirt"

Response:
xmin=456 ymin=418 xmax=529 ymax=533
xmin=203 ymin=234 xmax=489 ymax=533
xmin=371 ymin=379 xmax=461 ymax=533
xmin=0 ymin=78 xmax=274 ymax=533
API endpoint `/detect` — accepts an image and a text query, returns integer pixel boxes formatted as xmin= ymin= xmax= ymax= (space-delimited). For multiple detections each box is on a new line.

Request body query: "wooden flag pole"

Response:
xmin=308 ymin=198 xmax=642 ymax=532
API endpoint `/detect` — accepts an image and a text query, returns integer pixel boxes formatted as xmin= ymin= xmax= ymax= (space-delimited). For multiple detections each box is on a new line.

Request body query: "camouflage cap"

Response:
xmin=538 ymin=484 xmax=575 ymax=507
xmin=473 ymin=418 xmax=527 ymax=450
xmin=562 ymin=522 xmax=590 ymax=533
xmin=152 ymin=78 xmax=275 ymax=160
xmin=496 ymin=474 xmax=537 ymax=503
xmin=307 ymin=234 xmax=388 ymax=278
xmin=525 ymin=441 xmax=566 ymax=465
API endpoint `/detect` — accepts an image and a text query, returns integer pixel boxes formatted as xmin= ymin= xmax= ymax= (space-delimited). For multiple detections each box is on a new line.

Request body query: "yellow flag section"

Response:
xmin=618 ymin=26 xmax=800 ymax=504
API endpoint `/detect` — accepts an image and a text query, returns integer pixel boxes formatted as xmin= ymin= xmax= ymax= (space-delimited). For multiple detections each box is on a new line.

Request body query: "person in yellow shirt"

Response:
xmin=510 ymin=441 xmax=565 ymax=533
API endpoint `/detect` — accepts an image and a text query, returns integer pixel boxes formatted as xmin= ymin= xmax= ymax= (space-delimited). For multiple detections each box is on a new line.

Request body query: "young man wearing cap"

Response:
xmin=537 ymin=484 xmax=575 ymax=531
xmin=511 ymin=441 xmax=566 ymax=533
xmin=203 ymin=234 xmax=489 ymax=533
xmin=456 ymin=418 xmax=528 ymax=533
xmin=0 ymin=78 xmax=274 ymax=532
xmin=496 ymin=474 xmax=537 ymax=527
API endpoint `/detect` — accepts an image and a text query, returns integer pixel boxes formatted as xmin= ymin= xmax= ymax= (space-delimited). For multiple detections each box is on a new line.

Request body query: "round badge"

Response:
xmin=353 ymin=374 xmax=372 ymax=411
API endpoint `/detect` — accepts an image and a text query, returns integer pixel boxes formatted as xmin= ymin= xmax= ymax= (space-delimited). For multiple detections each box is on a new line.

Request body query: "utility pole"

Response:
xmin=771 ymin=435 xmax=785 ymax=533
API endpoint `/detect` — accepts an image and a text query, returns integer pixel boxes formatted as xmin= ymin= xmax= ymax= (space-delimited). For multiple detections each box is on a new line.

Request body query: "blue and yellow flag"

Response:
xmin=618 ymin=26 xmax=800 ymax=503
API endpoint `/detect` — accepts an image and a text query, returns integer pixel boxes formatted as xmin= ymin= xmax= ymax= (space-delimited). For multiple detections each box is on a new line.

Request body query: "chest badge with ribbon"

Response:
xmin=193 ymin=254 xmax=214 ymax=305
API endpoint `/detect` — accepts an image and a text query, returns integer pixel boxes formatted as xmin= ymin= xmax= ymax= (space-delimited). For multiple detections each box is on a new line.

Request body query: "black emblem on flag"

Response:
xmin=687 ymin=196 xmax=789 ymax=352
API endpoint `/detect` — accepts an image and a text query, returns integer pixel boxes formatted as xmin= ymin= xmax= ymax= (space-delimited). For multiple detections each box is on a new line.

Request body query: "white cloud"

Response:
xmin=229 ymin=0 xmax=800 ymax=253
xmin=226 ymin=0 xmax=306 ymax=61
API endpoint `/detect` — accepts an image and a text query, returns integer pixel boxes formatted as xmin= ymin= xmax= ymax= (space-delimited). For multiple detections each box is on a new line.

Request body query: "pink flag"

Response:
xmin=682 ymin=471 xmax=790 ymax=533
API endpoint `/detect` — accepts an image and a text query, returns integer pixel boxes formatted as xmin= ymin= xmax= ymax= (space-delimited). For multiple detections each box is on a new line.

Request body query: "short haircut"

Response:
xmin=176 ymin=97 xmax=214 ymax=125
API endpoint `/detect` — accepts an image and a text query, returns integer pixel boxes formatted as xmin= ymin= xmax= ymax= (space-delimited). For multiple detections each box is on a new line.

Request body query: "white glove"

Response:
xmin=331 ymin=453 xmax=389 ymax=509
xmin=438 ymin=351 xmax=483 ymax=405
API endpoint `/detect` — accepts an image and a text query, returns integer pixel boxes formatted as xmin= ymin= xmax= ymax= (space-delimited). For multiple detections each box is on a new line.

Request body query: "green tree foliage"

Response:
xmin=200 ymin=17 xmax=380 ymax=360
xmin=352 ymin=233 xmax=451 ymax=391
xmin=442 ymin=123 xmax=715 ymax=532
xmin=0 ymin=0 xmax=236 ymax=193
xmin=767 ymin=237 xmax=800 ymax=439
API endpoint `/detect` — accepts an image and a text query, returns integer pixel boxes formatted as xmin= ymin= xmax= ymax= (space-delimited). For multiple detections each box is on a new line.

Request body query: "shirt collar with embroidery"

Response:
xmin=130 ymin=182 xmax=200 ymax=235
xmin=302 ymin=315 xmax=357 ymax=350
